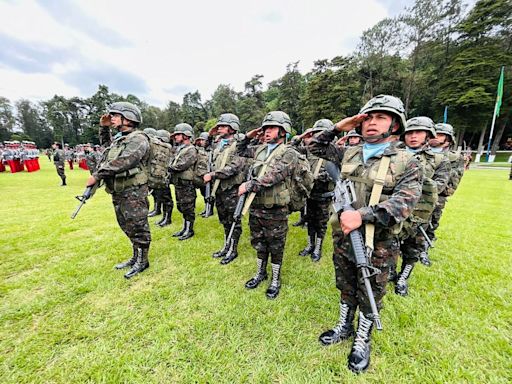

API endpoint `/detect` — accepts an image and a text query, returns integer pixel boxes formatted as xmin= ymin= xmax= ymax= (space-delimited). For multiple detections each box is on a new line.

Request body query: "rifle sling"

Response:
xmin=211 ymin=142 xmax=236 ymax=197
xmin=365 ymin=155 xmax=391 ymax=252
xmin=313 ymin=158 xmax=324 ymax=179
xmin=242 ymin=144 xmax=283 ymax=215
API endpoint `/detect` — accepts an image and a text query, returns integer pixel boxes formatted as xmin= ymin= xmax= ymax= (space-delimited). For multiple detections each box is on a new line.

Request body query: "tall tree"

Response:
xmin=0 ymin=97 xmax=15 ymax=142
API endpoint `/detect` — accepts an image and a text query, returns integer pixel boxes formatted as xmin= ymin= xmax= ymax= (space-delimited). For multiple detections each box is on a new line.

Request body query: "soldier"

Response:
xmin=336 ymin=129 xmax=364 ymax=148
xmin=195 ymin=132 xmax=212 ymax=217
xmin=291 ymin=119 xmax=336 ymax=262
xmin=169 ymin=123 xmax=198 ymax=240
xmin=84 ymin=144 xmax=99 ymax=174
xmin=143 ymin=128 xmax=162 ymax=218
xmin=203 ymin=113 xmax=249 ymax=265
xmin=236 ymin=111 xmax=299 ymax=299
xmin=393 ymin=117 xmax=450 ymax=295
xmin=152 ymin=129 xmax=175 ymax=227
xmin=308 ymin=95 xmax=423 ymax=373
xmin=64 ymin=144 xmax=74 ymax=170
xmin=85 ymin=102 xmax=152 ymax=279
xmin=52 ymin=142 xmax=66 ymax=185
xmin=425 ymin=123 xmax=465 ymax=262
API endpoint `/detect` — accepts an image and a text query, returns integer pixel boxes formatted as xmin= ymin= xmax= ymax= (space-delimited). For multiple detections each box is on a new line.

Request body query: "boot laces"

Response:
xmin=270 ymin=263 xmax=280 ymax=286
xmin=252 ymin=258 xmax=265 ymax=280
xmin=353 ymin=313 xmax=372 ymax=353
xmin=397 ymin=264 xmax=413 ymax=286
xmin=333 ymin=303 xmax=351 ymax=334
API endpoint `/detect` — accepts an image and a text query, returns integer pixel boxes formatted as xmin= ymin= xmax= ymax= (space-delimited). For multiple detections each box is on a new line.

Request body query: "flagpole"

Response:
xmin=486 ymin=66 xmax=505 ymax=163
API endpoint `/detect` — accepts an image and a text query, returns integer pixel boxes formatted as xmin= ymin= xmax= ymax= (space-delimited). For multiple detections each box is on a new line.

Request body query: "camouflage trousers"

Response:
xmin=400 ymin=223 xmax=427 ymax=265
xmin=174 ymin=181 xmax=196 ymax=223
xmin=216 ymin=186 xmax=242 ymax=240
xmin=426 ymin=196 xmax=447 ymax=240
xmin=249 ymin=205 xmax=289 ymax=265
xmin=333 ymin=230 xmax=398 ymax=315
xmin=54 ymin=164 xmax=65 ymax=179
xmin=112 ymin=184 xmax=151 ymax=248
xmin=153 ymin=185 xmax=174 ymax=208
xmin=304 ymin=197 xmax=330 ymax=238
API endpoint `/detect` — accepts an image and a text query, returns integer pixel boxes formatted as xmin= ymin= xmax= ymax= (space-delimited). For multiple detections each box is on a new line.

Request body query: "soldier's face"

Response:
xmin=430 ymin=133 xmax=448 ymax=148
xmin=110 ymin=113 xmax=123 ymax=128
xmin=263 ymin=126 xmax=281 ymax=143
xmin=217 ymin=125 xmax=232 ymax=137
xmin=348 ymin=137 xmax=361 ymax=146
xmin=361 ymin=112 xmax=397 ymax=138
xmin=404 ymin=130 xmax=428 ymax=149
xmin=174 ymin=134 xmax=184 ymax=144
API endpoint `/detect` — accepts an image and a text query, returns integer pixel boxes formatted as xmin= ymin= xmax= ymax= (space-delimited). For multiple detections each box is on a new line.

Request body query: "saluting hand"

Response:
xmin=99 ymin=114 xmax=111 ymax=127
xmin=246 ymin=127 xmax=263 ymax=139
xmin=334 ymin=114 xmax=367 ymax=133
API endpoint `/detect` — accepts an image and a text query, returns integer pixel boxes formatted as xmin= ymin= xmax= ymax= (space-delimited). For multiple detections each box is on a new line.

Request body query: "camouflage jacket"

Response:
xmin=53 ymin=149 xmax=65 ymax=166
xmin=169 ymin=144 xmax=197 ymax=182
xmin=309 ymin=129 xmax=423 ymax=237
xmin=236 ymin=137 xmax=297 ymax=195
xmin=443 ymin=149 xmax=465 ymax=196
xmin=212 ymin=138 xmax=249 ymax=190
xmin=94 ymin=128 xmax=150 ymax=181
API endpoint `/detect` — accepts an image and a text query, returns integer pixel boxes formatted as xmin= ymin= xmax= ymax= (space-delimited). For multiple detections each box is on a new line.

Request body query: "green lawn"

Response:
xmin=1 ymin=161 xmax=511 ymax=383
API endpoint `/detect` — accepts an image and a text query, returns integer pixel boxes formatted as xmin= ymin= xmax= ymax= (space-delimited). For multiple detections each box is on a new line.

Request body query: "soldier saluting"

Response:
xmin=85 ymin=102 xmax=152 ymax=279
xmin=308 ymin=95 xmax=423 ymax=373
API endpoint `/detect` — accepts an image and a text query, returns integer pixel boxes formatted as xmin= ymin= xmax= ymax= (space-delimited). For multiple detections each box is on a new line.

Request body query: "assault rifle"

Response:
xmin=203 ymin=149 xmax=214 ymax=218
xmin=325 ymin=162 xmax=383 ymax=331
xmin=418 ymin=225 xmax=434 ymax=249
xmin=223 ymin=169 xmax=252 ymax=251
xmin=71 ymin=181 xmax=101 ymax=219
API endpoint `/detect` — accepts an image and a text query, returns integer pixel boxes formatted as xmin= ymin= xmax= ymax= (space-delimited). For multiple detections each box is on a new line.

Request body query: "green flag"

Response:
xmin=495 ymin=66 xmax=504 ymax=117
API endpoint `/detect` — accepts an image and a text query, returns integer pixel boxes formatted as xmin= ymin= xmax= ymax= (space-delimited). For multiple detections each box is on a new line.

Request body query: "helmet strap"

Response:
xmin=363 ymin=116 xmax=396 ymax=142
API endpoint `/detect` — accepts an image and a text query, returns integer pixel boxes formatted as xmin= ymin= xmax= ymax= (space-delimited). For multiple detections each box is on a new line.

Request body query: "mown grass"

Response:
xmin=0 ymin=160 xmax=511 ymax=383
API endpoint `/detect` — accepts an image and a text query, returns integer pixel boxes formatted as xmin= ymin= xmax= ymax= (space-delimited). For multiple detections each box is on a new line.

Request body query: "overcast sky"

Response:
xmin=0 ymin=0 xmax=412 ymax=108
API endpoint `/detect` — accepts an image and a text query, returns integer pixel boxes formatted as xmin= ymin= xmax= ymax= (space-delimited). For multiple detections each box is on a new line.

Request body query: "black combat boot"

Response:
xmin=124 ymin=247 xmax=150 ymax=279
xmin=213 ymin=233 xmax=229 ymax=258
xmin=61 ymin=176 xmax=67 ymax=186
xmin=319 ymin=302 xmax=356 ymax=345
xmin=395 ymin=263 xmax=414 ymax=296
xmin=156 ymin=205 xmax=173 ymax=227
xmin=266 ymin=263 xmax=282 ymax=299
xmin=148 ymin=201 xmax=162 ymax=217
xmin=311 ymin=236 xmax=324 ymax=262
xmin=178 ymin=221 xmax=194 ymax=240
xmin=299 ymin=233 xmax=315 ymax=256
xmin=348 ymin=312 xmax=373 ymax=374
xmin=245 ymin=258 xmax=268 ymax=289
xmin=419 ymin=244 xmax=432 ymax=266
xmin=220 ymin=232 xmax=240 ymax=265
xmin=172 ymin=221 xmax=187 ymax=237
xmin=115 ymin=246 xmax=138 ymax=269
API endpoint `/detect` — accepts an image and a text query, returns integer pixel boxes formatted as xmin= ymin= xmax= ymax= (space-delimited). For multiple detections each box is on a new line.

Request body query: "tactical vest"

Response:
xmin=252 ymin=144 xmax=291 ymax=207
xmin=444 ymin=150 xmax=463 ymax=196
xmin=213 ymin=140 xmax=246 ymax=190
xmin=171 ymin=145 xmax=196 ymax=182
xmin=147 ymin=137 xmax=173 ymax=189
xmin=308 ymin=151 xmax=335 ymax=195
xmin=103 ymin=131 xmax=149 ymax=194
xmin=339 ymin=145 xmax=414 ymax=235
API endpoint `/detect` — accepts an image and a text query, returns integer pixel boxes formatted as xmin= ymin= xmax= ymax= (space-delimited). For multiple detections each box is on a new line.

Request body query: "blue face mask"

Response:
xmin=220 ymin=139 xmax=230 ymax=149
xmin=407 ymin=147 xmax=420 ymax=154
xmin=431 ymin=147 xmax=444 ymax=153
xmin=363 ymin=142 xmax=391 ymax=163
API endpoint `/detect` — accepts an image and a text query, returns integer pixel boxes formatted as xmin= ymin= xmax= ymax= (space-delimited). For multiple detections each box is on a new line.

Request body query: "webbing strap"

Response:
xmin=365 ymin=156 xmax=391 ymax=251
xmin=211 ymin=141 xmax=236 ymax=197
xmin=313 ymin=159 xmax=324 ymax=179
xmin=242 ymin=144 xmax=284 ymax=215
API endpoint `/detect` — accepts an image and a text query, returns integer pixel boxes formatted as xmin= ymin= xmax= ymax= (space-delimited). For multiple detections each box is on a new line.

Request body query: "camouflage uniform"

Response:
xmin=85 ymin=149 xmax=101 ymax=174
xmin=210 ymin=138 xmax=249 ymax=264
xmin=236 ymin=111 xmax=297 ymax=299
xmin=169 ymin=143 xmax=198 ymax=239
xmin=53 ymin=147 xmax=66 ymax=185
xmin=94 ymin=102 xmax=151 ymax=279
xmin=309 ymin=95 xmax=423 ymax=374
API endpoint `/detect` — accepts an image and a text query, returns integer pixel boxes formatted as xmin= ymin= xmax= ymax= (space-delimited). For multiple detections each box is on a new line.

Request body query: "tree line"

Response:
xmin=1 ymin=0 xmax=510 ymax=154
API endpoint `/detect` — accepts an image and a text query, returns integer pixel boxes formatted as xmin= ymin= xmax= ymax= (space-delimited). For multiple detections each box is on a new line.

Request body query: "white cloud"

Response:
xmin=0 ymin=0 xmax=394 ymax=108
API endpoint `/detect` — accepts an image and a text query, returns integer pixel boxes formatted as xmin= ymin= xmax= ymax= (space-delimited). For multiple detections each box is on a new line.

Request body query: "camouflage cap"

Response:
xmin=346 ymin=129 xmax=363 ymax=138
xmin=359 ymin=94 xmax=407 ymax=135
xmin=156 ymin=129 xmax=171 ymax=143
xmin=172 ymin=123 xmax=194 ymax=139
xmin=215 ymin=113 xmax=240 ymax=131
xmin=261 ymin=111 xmax=292 ymax=134
xmin=143 ymin=127 xmax=157 ymax=137
xmin=195 ymin=132 xmax=209 ymax=142
xmin=434 ymin=123 xmax=455 ymax=142
xmin=108 ymin=102 xmax=143 ymax=124
xmin=404 ymin=117 xmax=436 ymax=137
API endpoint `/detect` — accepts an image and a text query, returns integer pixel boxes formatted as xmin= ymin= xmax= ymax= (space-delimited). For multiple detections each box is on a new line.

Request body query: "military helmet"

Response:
xmin=156 ymin=129 xmax=171 ymax=143
xmin=215 ymin=113 xmax=240 ymax=131
xmin=108 ymin=102 xmax=143 ymax=124
xmin=261 ymin=111 xmax=292 ymax=134
xmin=143 ymin=127 xmax=157 ymax=137
xmin=346 ymin=129 xmax=363 ymax=138
xmin=434 ymin=123 xmax=455 ymax=142
xmin=404 ymin=117 xmax=436 ymax=138
xmin=195 ymin=132 xmax=209 ymax=142
xmin=359 ymin=94 xmax=407 ymax=135
xmin=172 ymin=123 xmax=194 ymax=139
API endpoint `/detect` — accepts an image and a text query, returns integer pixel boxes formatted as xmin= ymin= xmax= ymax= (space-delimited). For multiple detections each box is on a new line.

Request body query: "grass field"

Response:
xmin=1 ymin=160 xmax=511 ymax=383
